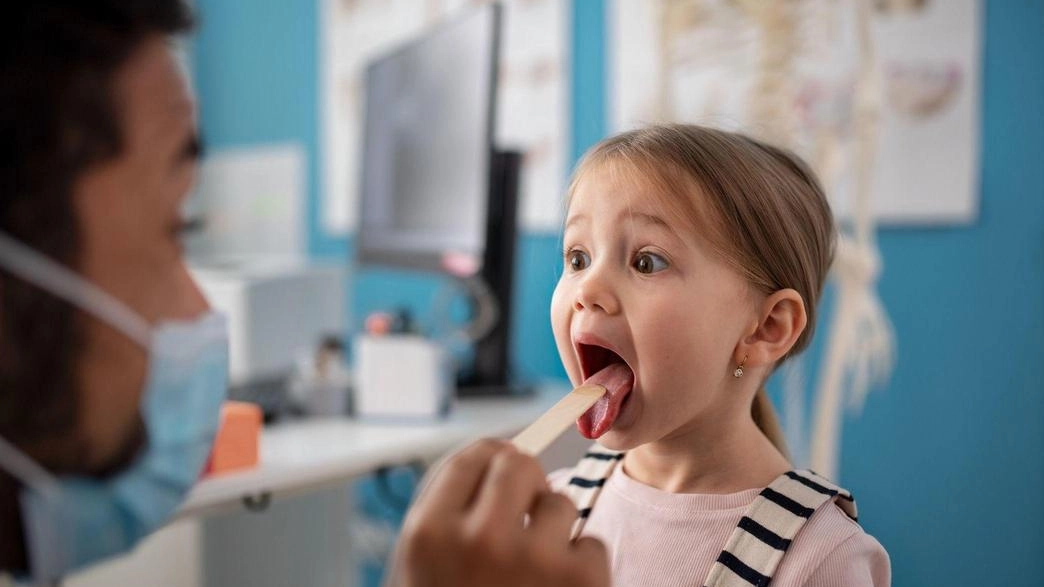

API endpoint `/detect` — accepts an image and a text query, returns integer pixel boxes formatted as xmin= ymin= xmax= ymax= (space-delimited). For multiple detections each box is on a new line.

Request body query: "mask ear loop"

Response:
xmin=0 ymin=436 xmax=58 ymax=500
xmin=0 ymin=232 xmax=152 ymax=349
xmin=0 ymin=434 xmax=67 ymax=587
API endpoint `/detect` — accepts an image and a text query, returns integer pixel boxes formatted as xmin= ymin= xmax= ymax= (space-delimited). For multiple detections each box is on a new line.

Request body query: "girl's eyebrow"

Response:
xmin=565 ymin=211 xmax=683 ymax=242
xmin=627 ymin=212 xmax=683 ymax=241
xmin=564 ymin=214 xmax=588 ymax=231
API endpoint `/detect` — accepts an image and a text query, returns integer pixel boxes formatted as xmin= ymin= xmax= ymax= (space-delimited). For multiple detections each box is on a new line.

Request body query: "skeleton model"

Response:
xmin=648 ymin=0 xmax=895 ymax=478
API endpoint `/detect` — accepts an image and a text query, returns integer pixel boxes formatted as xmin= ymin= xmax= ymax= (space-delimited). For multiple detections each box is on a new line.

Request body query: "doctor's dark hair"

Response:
xmin=0 ymin=1 xmax=194 ymax=455
xmin=568 ymin=124 xmax=837 ymax=457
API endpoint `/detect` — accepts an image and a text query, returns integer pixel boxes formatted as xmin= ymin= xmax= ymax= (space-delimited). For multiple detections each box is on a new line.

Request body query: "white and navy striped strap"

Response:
xmin=561 ymin=444 xmax=624 ymax=540
xmin=704 ymin=469 xmax=858 ymax=587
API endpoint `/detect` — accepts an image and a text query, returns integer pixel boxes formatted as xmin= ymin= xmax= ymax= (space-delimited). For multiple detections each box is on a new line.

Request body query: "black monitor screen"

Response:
xmin=356 ymin=5 xmax=498 ymax=274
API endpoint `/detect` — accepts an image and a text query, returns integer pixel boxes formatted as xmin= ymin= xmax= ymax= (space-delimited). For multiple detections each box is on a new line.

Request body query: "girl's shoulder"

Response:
xmin=547 ymin=466 xmax=574 ymax=493
xmin=780 ymin=501 xmax=891 ymax=585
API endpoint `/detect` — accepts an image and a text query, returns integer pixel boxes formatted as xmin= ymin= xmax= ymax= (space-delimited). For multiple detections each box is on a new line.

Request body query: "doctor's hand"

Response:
xmin=385 ymin=439 xmax=610 ymax=587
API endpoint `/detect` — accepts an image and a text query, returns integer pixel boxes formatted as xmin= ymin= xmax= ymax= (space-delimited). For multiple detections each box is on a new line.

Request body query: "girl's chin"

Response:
xmin=588 ymin=417 xmax=643 ymax=451
xmin=592 ymin=426 xmax=651 ymax=452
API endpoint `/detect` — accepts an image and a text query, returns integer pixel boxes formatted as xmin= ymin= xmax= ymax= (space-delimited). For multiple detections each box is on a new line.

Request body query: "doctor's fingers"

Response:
xmin=565 ymin=536 xmax=611 ymax=587
xmin=412 ymin=438 xmax=510 ymax=516
xmin=467 ymin=445 xmax=549 ymax=533
xmin=526 ymin=491 xmax=577 ymax=545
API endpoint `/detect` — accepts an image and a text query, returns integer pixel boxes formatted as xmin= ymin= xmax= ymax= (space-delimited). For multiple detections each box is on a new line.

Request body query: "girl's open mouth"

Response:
xmin=575 ymin=340 xmax=635 ymax=439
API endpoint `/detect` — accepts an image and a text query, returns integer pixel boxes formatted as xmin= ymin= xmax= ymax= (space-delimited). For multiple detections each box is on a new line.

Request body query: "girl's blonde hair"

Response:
xmin=568 ymin=124 xmax=837 ymax=456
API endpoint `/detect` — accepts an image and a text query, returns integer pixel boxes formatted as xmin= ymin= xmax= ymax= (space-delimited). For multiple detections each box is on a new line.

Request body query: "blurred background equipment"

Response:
xmin=190 ymin=260 xmax=347 ymax=419
xmin=288 ymin=334 xmax=352 ymax=417
xmin=354 ymin=2 xmax=525 ymax=397
xmin=354 ymin=333 xmax=452 ymax=419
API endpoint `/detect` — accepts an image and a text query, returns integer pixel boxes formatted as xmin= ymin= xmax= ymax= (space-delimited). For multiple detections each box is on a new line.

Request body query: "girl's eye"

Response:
xmin=633 ymin=251 xmax=669 ymax=274
xmin=566 ymin=249 xmax=591 ymax=272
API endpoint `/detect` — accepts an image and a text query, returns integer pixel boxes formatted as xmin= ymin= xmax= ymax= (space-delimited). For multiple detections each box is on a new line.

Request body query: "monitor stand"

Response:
xmin=455 ymin=150 xmax=524 ymax=398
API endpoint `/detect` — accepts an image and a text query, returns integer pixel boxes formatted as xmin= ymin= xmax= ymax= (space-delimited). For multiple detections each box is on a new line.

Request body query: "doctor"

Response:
xmin=0 ymin=2 xmax=608 ymax=585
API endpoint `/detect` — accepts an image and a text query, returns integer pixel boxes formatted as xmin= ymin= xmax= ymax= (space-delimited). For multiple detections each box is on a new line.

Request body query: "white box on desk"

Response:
xmin=354 ymin=335 xmax=452 ymax=419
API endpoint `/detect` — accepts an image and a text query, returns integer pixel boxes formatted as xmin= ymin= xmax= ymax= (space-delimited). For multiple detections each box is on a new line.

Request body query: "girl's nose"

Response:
xmin=574 ymin=266 xmax=621 ymax=315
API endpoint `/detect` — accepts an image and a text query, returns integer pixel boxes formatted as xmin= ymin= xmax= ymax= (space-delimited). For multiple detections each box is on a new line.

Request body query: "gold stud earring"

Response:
xmin=733 ymin=354 xmax=747 ymax=379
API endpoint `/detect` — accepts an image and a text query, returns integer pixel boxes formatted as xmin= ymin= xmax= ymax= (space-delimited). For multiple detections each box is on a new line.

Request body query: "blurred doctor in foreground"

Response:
xmin=0 ymin=2 xmax=608 ymax=585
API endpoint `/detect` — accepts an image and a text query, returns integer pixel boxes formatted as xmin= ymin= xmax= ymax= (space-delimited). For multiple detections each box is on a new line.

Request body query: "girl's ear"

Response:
xmin=739 ymin=289 xmax=807 ymax=368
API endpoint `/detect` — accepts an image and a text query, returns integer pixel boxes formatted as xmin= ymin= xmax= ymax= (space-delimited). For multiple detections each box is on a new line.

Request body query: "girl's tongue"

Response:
xmin=577 ymin=362 xmax=634 ymax=439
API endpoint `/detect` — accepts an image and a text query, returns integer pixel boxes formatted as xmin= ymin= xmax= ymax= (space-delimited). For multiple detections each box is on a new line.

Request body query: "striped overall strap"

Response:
xmin=704 ymin=469 xmax=858 ymax=587
xmin=561 ymin=443 xmax=625 ymax=540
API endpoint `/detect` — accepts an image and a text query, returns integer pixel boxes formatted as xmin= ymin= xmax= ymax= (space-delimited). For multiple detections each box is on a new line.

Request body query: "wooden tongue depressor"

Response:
xmin=511 ymin=384 xmax=607 ymax=456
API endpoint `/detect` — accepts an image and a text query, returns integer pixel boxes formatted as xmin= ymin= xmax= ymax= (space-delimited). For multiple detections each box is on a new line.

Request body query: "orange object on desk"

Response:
xmin=203 ymin=401 xmax=262 ymax=476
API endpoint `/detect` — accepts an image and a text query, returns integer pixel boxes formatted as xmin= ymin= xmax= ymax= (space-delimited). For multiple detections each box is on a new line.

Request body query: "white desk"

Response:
xmin=180 ymin=384 xmax=569 ymax=518
xmin=68 ymin=384 xmax=587 ymax=587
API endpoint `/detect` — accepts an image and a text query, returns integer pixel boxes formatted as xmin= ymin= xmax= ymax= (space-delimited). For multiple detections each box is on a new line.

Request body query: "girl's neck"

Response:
xmin=623 ymin=406 xmax=791 ymax=495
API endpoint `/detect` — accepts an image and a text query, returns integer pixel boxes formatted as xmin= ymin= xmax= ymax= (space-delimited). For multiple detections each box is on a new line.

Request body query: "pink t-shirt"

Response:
xmin=549 ymin=464 xmax=890 ymax=586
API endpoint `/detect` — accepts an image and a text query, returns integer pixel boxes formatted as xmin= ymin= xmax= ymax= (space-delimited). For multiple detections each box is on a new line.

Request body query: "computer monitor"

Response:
xmin=356 ymin=3 xmax=522 ymax=395
xmin=357 ymin=4 xmax=497 ymax=273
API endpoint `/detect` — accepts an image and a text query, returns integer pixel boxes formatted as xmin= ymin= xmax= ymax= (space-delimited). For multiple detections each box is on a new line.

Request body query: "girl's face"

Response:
xmin=551 ymin=164 xmax=758 ymax=450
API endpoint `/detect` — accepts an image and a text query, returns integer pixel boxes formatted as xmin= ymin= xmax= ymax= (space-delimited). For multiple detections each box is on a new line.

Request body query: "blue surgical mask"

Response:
xmin=0 ymin=231 xmax=229 ymax=584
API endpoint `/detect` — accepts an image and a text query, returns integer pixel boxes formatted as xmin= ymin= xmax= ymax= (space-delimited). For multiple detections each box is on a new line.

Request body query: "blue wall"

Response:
xmin=192 ymin=1 xmax=1044 ymax=584
xmin=844 ymin=1 xmax=1044 ymax=582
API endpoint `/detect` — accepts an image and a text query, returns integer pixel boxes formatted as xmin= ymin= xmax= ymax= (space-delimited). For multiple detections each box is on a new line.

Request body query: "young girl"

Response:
xmin=549 ymin=124 xmax=889 ymax=586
